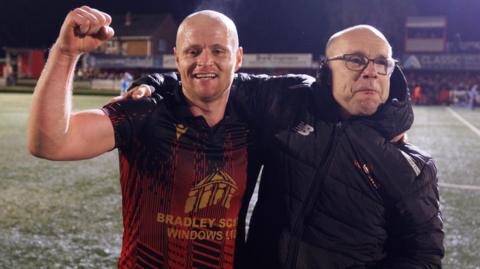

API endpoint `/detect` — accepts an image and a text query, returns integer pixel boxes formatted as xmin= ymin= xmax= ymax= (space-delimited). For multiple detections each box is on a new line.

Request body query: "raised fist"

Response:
xmin=55 ymin=6 xmax=114 ymax=57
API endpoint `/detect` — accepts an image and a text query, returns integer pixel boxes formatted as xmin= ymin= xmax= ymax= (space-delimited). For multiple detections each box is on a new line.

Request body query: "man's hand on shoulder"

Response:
xmin=107 ymin=72 xmax=182 ymax=105
xmin=390 ymin=132 xmax=408 ymax=143
xmin=108 ymin=84 xmax=153 ymax=104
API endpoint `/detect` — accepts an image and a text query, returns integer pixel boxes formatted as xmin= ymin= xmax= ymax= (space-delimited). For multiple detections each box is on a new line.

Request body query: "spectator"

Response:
xmin=469 ymin=84 xmax=479 ymax=110
xmin=120 ymin=72 xmax=134 ymax=94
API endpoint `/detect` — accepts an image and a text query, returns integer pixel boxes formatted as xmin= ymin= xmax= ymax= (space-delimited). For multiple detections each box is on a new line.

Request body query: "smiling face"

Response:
xmin=175 ymin=11 xmax=242 ymax=104
xmin=327 ymin=26 xmax=392 ymax=118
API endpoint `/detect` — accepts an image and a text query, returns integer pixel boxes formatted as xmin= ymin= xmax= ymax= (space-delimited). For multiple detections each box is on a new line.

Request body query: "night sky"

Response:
xmin=1 ymin=0 xmax=480 ymax=57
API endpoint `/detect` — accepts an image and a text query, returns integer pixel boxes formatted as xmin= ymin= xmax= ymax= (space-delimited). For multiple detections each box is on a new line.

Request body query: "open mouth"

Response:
xmin=193 ymin=73 xmax=218 ymax=79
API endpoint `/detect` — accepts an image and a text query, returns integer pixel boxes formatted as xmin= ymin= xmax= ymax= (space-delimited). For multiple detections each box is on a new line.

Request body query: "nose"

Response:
xmin=197 ymin=50 xmax=213 ymax=66
xmin=361 ymin=60 xmax=378 ymax=79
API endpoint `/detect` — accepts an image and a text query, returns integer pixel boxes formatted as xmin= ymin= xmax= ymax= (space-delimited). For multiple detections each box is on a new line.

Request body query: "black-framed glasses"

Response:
xmin=326 ymin=53 xmax=397 ymax=75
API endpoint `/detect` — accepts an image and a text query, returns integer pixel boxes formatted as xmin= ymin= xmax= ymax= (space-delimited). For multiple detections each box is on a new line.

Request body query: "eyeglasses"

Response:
xmin=326 ymin=54 xmax=396 ymax=75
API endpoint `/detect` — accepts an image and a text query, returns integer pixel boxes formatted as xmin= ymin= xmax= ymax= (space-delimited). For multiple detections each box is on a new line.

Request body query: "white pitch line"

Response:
xmin=439 ymin=182 xmax=480 ymax=191
xmin=442 ymin=108 xmax=480 ymax=191
xmin=446 ymin=107 xmax=480 ymax=137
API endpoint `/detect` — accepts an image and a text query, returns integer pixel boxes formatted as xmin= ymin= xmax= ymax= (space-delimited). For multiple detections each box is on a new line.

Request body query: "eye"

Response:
xmin=212 ymin=48 xmax=225 ymax=55
xmin=374 ymin=58 xmax=389 ymax=67
xmin=186 ymin=48 xmax=200 ymax=56
xmin=346 ymin=55 xmax=366 ymax=67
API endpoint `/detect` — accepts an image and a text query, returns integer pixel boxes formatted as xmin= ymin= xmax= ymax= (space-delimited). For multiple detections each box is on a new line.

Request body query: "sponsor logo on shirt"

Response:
xmin=185 ymin=169 xmax=238 ymax=213
xmin=175 ymin=123 xmax=188 ymax=140
xmin=156 ymin=170 xmax=240 ymax=241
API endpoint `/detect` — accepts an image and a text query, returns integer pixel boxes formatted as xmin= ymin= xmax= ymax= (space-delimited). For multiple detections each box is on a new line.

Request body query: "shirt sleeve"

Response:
xmin=232 ymin=73 xmax=315 ymax=115
xmin=387 ymin=149 xmax=444 ymax=268
xmin=347 ymin=126 xmax=444 ymax=268
xmin=102 ymin=97 xmax=157 ymax=152
xmin=375 ymin=143 xmax=444 ymax=269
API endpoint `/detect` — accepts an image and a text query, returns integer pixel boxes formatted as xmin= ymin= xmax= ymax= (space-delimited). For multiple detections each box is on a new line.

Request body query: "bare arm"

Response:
xmin=27 ymin=6 xmax=115 ymax=160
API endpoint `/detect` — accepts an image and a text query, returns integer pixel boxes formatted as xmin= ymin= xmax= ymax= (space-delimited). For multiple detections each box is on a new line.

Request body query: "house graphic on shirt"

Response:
xmin=185 ymin=169 xmax=238 ymax=213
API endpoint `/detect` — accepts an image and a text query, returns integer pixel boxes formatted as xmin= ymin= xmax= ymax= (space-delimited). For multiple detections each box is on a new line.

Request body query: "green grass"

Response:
xmin=0 ymin=85 xmax=119 ymax=96
xmin=0 ymin=94 xmax=479 ymax=268
xmin=0 ymin=93 xmax=121 ymax=268
xmin=408 ymin=106 xmax=480 ymax=269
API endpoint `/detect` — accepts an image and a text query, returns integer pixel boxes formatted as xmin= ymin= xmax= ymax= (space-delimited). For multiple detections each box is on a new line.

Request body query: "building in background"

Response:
xmin=405 ymin=16 xmax=447 ymax=53
xmin=97 ymin=12 xmax=177 ymax=56
xmin=2 ymin=48 xmax=46 ymax=81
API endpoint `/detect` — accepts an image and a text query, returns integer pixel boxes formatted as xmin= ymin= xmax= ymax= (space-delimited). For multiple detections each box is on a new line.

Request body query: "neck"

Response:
xmin=183 ymin=89 xmax=230 ymax=127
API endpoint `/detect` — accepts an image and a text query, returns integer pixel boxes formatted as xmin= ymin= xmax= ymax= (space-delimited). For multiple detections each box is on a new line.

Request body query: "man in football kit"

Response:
xmin=28 ymin=6 xmax=260 ymax=268
xmin=128 ymin=25 xmax=444 ymax=268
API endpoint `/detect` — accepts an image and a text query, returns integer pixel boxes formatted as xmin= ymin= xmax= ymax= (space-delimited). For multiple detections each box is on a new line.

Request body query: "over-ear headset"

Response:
xmin=389 ymin=64 xmax=409 ymax=102
xmin=316 ymin=60 xmax=332 ymax=89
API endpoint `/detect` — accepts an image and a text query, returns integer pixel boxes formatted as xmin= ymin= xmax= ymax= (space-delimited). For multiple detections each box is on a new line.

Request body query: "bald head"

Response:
xmin=173 ymin=10 xmax=243 ymax=109
xmin=325 ymin=25 xmax=392 ymax=58
xmin=177 ymin=10 xmax=239 ymax=50
xmin=324 ymin=25 xmax=394 ymax=118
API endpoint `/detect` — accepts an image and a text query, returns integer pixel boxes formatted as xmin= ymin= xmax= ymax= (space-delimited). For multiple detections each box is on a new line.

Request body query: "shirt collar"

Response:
xmin=169 ymin=83 xmax=239 ymax=126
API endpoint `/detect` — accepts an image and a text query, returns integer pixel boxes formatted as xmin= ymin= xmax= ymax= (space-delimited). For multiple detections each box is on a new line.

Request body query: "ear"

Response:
xmin=174 ymin=47 xmax=180 ymax=70
xmin=234 ymin=46 xmax=243 ymax=71
xmin=389 ymin=65 xmax=408 ymax=101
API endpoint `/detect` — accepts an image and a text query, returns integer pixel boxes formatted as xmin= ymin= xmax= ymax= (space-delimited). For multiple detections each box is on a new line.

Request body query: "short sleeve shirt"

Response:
xmin=103 ymin=87 xmax=254 ymax=269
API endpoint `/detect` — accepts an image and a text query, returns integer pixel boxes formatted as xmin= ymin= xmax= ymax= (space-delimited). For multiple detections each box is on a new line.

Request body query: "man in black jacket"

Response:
xmin=128 ymin=24 xmax=444 ymax=269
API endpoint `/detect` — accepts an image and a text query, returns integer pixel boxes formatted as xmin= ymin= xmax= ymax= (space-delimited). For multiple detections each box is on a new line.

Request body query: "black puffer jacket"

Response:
xmin=130 ymin=66 xmax=444 ymax=269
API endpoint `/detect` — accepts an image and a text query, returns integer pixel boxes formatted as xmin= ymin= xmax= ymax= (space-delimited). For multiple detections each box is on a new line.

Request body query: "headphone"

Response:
xmin=316 ymin=60 xmax=332 ymax=89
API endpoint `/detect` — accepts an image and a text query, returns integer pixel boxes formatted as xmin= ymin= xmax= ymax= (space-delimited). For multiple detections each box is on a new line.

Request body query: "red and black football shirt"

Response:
xmin=103 ymin=87 xmax=255 ymax=269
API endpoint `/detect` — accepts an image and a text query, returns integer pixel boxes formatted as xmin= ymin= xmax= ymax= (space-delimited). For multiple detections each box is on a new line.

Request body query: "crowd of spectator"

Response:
xmin=405 ymin=70 xmax=479 ymax=109
xmin=76 ymin=67 xmax=142 ymax=80
xmin=73 ymin=67 xmax=480 ymax=109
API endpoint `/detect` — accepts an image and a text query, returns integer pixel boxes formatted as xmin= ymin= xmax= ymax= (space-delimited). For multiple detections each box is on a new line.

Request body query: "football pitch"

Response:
xmin=1 ymin=93 xmax=479 ymax=268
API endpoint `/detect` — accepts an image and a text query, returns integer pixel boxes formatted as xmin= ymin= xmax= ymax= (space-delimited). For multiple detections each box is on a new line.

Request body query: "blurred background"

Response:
xmin=0 ymin=0 xmax=479 ymax=268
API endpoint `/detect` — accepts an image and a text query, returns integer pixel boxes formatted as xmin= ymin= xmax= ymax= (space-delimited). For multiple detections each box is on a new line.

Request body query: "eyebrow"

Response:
xmin=182 ymin=43 xmax=229 ymax=51
xmin=210 ymin=43 xmax=229 ymax=49
xmin=182 ymin=44 xmax=202 ymax=52
xmin=348 ymin=50 xmax=389 ymax=59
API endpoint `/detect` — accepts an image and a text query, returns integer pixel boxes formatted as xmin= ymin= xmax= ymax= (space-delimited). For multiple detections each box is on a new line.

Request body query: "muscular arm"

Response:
xmin=27 ymin=6 xmax=115 ymax=160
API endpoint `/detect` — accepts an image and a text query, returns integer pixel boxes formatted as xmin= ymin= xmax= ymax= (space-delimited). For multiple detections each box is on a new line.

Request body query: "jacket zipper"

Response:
xmin=285 ymin=121 xmax=344 ymax=268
